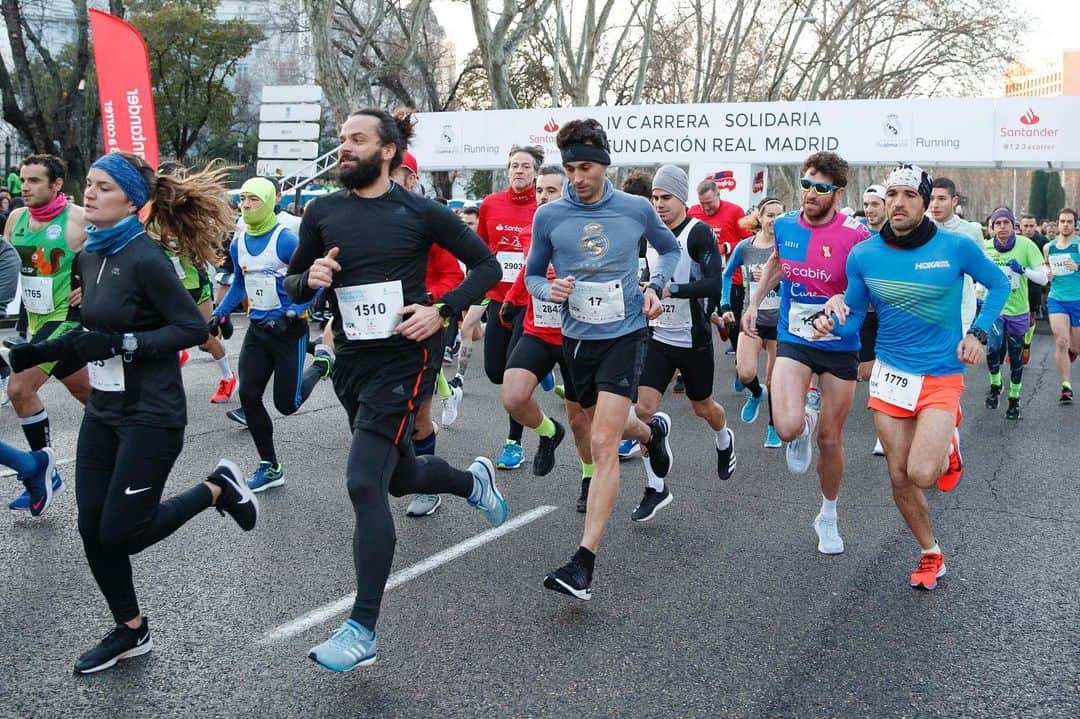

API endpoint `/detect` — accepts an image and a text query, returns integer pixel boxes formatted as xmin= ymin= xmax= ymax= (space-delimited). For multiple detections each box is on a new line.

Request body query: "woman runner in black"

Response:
xmin=9 ymin=153 xmax=258 ymax=674
xmin=284 ymin=108 xmax=504 ymax=672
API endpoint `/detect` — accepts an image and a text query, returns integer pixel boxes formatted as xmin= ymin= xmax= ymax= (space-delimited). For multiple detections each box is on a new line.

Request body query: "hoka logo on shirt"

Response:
xmin=915 ymin=260 xmax=950 ymax=270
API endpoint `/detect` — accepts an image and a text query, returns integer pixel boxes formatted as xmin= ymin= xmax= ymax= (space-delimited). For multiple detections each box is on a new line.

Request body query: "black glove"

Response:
xmin=70 ymin=331 xmax=123 ymax=362
xmin=208 ymin=314 xmax=226 ymax=337
xmin=220 ymin=314 xmax=234 ymax=340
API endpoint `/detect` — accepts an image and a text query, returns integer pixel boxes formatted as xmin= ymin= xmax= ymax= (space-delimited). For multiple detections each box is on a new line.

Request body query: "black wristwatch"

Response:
xmin=437 ymin=303 xmax=455 ymax=320
xmin=966 ymin=328 xmax=988 ymax=346
xmin=121 ymin=332 xmax=138 ymax=363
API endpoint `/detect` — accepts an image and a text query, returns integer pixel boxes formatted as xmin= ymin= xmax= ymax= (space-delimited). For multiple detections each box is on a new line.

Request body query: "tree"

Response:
xmin=468 ymin=0 xmax=553 ymax=109
xmin=1028 ymin=170 xmax=1049 ymax=222
xmin=1045 ymin=171 xmax=1066 ymax=220
xmin=128 ymin=0 xmax=263 ymax=160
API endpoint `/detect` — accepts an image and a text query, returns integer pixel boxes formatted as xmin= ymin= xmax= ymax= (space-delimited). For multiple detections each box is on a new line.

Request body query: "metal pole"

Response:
xmin=552 ymin=1 xmax=562 ymax=107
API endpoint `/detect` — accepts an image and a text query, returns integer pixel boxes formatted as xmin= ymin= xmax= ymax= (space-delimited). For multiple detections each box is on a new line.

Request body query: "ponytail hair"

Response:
xmin=738 ymin=197 xmax=785 ymax=232
xmin=116 ymin=152 xmax=237 ymax=268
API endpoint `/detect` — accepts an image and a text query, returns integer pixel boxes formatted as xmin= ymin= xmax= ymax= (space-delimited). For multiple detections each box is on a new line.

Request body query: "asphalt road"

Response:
xmin=1 ymin=318 xmax=1077 ymax=718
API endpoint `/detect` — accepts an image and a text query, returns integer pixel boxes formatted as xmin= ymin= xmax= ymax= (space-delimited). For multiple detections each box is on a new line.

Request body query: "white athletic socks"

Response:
xmin=715 ymin=426 xmax=731 ymax=450
xmin=216 ymin=355 xmax=234 ymax=380
xmin=644 ymin=457 xmax=665 ymax=492
xmin=820 ymin=495 xmax=838 ymax=519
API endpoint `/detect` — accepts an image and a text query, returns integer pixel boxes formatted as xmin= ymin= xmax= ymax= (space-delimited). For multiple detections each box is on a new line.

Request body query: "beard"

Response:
xmin=802 ymin=193 xmax=836 ymax=222
xmin=337 ymin=147 xmax=383 ymax=190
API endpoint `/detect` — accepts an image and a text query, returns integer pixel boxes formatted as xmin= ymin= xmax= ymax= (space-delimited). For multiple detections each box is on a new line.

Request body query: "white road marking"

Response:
xmin=259 ymin=504 xmax=558 ymax=644
xmin=0 ymin=456 xmax=75 ymax=479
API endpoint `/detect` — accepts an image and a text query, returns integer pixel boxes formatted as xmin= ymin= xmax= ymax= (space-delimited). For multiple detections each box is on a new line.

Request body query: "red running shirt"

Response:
xmin=425 ymin=243 xmax=465 ymax=302
xmin=477 ymin=186 xmax=537 ymax=303
xmin=689 ymin=200 xmax=753 ymax=284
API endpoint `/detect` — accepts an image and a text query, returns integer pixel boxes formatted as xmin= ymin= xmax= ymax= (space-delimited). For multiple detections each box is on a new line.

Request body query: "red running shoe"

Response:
xmin=211 ymin=376 xmax=238 ymax=404
xmin=936 ymin=428 xmax=963 ymax=492
xmin=1021 ymin=343 xmax=1031 ymax=365
xmin=178 ymin=349 xmax=190 ymax=367
xmin=910 ymin=552 xmax=946 ymax=590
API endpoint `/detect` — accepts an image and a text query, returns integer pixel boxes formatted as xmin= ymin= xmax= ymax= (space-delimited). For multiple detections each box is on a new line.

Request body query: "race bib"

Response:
xmin=569 ymin=280 xmax=625 ymax=324
xmin=638 ymin=257 xmax=648 ymax=279
xmin=247 ymin=274 xmax=282 ymax=311
xmin=1049 ymin=253 xmax=1075 ymax=276
xmin=749 ymin=281 xmax=780 ymax=311
xmin=496 ymin=252 xmax=525 ymax=283
xmin=868 ymin=359 xmax=923 ymax=411
xmin=650 ymin=297 xmax=692 ymax=329
xmin=532 ymin=299 xmax=563 ymax=328
xmin=788 ymin=300 xmax=836 ymax=341
xmin=87 ymin=356 xmax=125 ymax=393
xmin=170 ymin=256 xmax=186 ymax=280
xmin=21 ymin=276 xmax=54 ymax=315
xmin=1001 ymin=265 xmax=1021 ymax=290
xmin=336 ymin=281 xmax=404 ymax=340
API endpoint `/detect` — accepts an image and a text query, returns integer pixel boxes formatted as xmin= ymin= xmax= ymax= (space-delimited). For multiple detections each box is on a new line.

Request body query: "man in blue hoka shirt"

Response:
xmin=525 ymin=118 xmax=680 ymax=602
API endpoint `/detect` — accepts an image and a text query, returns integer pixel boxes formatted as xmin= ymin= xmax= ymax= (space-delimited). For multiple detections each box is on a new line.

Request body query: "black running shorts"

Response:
xmin=506 ymin=332 xmax=578 ymax=402
xmin=777 ymin=340 xmax=859 ymax=381
xmin=562 ymin=328 xmax=647 ymax=409
xmin=638 ymin=338 xmax=714 ymax=402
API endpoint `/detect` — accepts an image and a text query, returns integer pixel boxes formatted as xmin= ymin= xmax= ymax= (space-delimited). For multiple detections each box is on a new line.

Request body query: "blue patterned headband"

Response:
xmin=91 ymin=153 xmax=152 ymax=209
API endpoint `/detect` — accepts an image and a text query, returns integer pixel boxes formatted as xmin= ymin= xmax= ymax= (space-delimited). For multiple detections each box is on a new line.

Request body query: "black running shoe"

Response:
xmin=716 ymin=428 xmax=737 ymax=481
xmin=74 ymin=620 xmax=153 ymax=674
xmin=206 ymin=459 xmax=258 ymax=531
xmin=644 ymin=412 xmax=673 ymax=478
xmin=532 ymin=420 xmax=565 ymax=477
xmin=543 ymin=559 xmax=592 ymax=600
xmin=631 ymin=486 xmax=672 ymax=522
xmin=985 ymin=386 xmax=1001 ymax=410
xmin=1059 ymin=386 xmax=1073 ymax=404
xmin=576 ymin=477 xmax=590 ymax=513
xmin=673 ymin=374 xmax=686 ymax=394
xmin=226 ymin=408 xmax=247 ymax=426
xmin=1005 ymin=398 xmax=1021 ymax=420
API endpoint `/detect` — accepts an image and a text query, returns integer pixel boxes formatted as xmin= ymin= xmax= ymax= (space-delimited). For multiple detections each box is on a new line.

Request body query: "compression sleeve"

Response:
xmin=720 ymin=240 xmax=747 ymax=307
xmin=525 ymin=210 xmax=555 ymax=302
xmin=284 ymin=205 xmax=323 ymax=303
xmin=214 ymin=241 xmax=247 ymax=318
xmin=965 ymin=237 xmax=1011 ymax=333
xmin=1024 ymin=266 xmax=1049 ymax=286
xmin=133 ymin=248 xmax=208 ymax=356
xmin=829 ymin=252 xmax=870 ymax=341
xmin=672 ymin=224 xmax=724 ymax=308
xmin=429 ymin=205 xmax=500 ymax=312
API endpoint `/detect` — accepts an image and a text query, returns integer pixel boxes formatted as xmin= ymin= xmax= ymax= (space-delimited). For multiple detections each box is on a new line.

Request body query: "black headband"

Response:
xmin=560 ymin=142 xmax=611 ymax=166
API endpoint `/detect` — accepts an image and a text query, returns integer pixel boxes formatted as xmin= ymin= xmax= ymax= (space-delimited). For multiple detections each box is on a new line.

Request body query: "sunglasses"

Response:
xmin=800 ymin=178 xmax=841 ymax=194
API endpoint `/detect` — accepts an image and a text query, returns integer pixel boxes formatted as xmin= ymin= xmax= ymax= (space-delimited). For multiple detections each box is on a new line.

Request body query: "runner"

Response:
xmin=928 ymin=177 xmax=985 ymax=333
xmin=525 ymin=118 xmax=680 ymax=600
xmin=630 ymin=165 xmax=734 ymax=522
xmin=476 ymin=145 xmax=545 ymax=470
xmin=688 ymin=179 xmax=753 ymax=355
xmin=208 ymin=177 xmax=333 ymax=490
xmin=812 ymin=163 xmax=1009 ymax=590
xmin=1019 ymin=213 xmax=1049 ymax=354
xmin=742 ymin=151 xmax=871 ymax=555
xmin=4 ymin=154 xmax=89 ymax=511
xmin=722 ymin=197 xmax=786 ymax=449
xmin=449 ymin=206 xmax=486 ymax=386
xmin=283 ymin=108 xmax=504 ymax=671
xmin=981 ymin=207 xmax=1048 ymax=420
xmin=1043 ymin=208 xmax=1080 ymax=403
xmin=8 ymin=152 xmax=257 ymax=672
xmin=859 ymin=184 xmax=887 ymax=455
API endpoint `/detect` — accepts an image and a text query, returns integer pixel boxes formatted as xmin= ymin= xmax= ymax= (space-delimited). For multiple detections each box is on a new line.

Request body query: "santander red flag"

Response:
xmin=89 ymin=9 xmax=159 ymax=168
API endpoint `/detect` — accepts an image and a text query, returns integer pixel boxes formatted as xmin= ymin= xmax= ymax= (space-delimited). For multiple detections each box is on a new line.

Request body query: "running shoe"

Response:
xmin=312 ymin=344 xmax=335 ymax=380
xmin=248 ymin=461 xmax=285 ymax=493
xmin=467 ymin=457 xmax=507 ymax=527
xmin=210 ymin=376 xmax=238 ymax=404
xmin=1060 ymin=386 xmax=1074 ymax=404
xmin=226 ymin=408 xmax=247 ymax=426
xmin=937 ymin=428 xmax=964 ymax=493
xmin=540 ymin=371 xmax=556 ymax=392
xmin=618 ymin=439 xmax=641 ymax=459
xmin=1021 ymin=343 xmax=1031 ymax=365
xmin=785 ymin=425 xmax=815 ymax=475
xmin=813 ymin=512 xmax=844 ymax=555
xmin=673 ymin=374 xmax=686 ymax=394
xmin=576 ymin=477 xmax=590 ymax=513
xmin=716 ymin=428 xmax=736 ymax=480
xmin=909 ymin=552 xmax=946 ymax=590
xmin=553 ymin=384 xmax=566 ymax=399
xmin=178 ymin=349 xmax=190 ymax=367
xmin=9 ymin=471 xmax=63 ymax=512
xmin=441 ymin=385 xmax=463 ymax=426
xmin=0 ymin=373 xmax=8 ymax=406
xmin=406 ymin=494 xmax=442 ymax=517
xmin=741 ymin=388 xmax=766 ymax=424
xmin=450 ymin=374 xmax=464 ymax=390
xmin=74 ymin=619 xmax=153 ymax=674
xmin=442 ymin=346 xmax=455 ymax=366
xmin=532 ymin=419 xmax=565 ymax=477
xmin=309 ymin=619 xmax=377 ymax=672
xmin=873 ymin=438 xmax=885 ymax=456
xmin=496 ymin=441 xmax=524 ymax=470
xmin=1005 ymin=398 xmax=1021 ymax=420
xmin=644 ymin=412 xmax=673 ymax=478
xmin=207 ymin=459 xmax=258 ymax=531
xmin=764 ymin=425 xmax=782 ymax=448
xmin=543 ymin=558 xmax=592 ymax=600
xmin=805 ymin=387 xmax=822 ymax=418
xmin=985 ymin=385 xmax=1001 ymax=410
xmin=18 ymin=447 xmax=57 ymax=517
xmin=732 ymin=375 xmax=745 ymax=393
xmin=631 ymin=486 xmax=672 ymax=522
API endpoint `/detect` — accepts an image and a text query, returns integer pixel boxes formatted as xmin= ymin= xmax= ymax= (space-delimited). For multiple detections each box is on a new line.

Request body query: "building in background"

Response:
xmin=1005 ymin=50 xmax=1080 ymax=96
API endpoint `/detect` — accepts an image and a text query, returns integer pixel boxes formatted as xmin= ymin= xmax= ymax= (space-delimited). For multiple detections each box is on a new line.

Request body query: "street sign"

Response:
xmin=257 ymin=159 xmax=313 ymax=178
xmin=259 ymin=104 xmax=321 ymax=123
xmin=257 ymin=141 xmax=320 ymax=160
xmin=258 ymin=122 xmax=320 ymax=141
xmin=261 ymin=85 xmax=323 ymax=104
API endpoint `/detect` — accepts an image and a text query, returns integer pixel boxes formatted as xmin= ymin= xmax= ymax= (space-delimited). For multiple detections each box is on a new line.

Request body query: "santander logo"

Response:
xmin=1019 ymin=108 xmax=1039 ymax=125
xmin=543 ymin=118 xmax=559 ymax=133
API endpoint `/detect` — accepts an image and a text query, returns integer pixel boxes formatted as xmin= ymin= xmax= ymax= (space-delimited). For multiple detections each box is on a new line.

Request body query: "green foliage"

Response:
xmin=128 ymin=0 xmax=263 ymax=159
xmin=1028 ymin=170 xmax=1048 ymax=222
xmin=1045 ymin=171 xmax=1066 ymax=219
xmin=466 ymin=170 xmax=493 ymax=200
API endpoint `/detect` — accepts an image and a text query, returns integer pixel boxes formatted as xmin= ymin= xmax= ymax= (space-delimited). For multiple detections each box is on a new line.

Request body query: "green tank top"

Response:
xmin=12 ymin=207 xmax=78 ymax=330
xmin=163 ymin=247 xmax=202 ymax=291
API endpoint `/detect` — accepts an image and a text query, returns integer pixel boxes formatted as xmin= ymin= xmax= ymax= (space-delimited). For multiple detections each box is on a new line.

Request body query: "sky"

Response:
xmin=431 ymin=0 xmax=1080 ymax=97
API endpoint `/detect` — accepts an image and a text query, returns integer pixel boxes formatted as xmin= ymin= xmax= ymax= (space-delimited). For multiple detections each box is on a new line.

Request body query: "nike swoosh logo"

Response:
xmin=124 ymin=486 xmax=152 ymax=496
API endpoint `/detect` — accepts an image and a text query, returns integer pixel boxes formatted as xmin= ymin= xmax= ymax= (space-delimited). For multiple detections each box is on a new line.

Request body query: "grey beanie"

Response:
xmin=652 ymin=164 xmax=689 ymax=205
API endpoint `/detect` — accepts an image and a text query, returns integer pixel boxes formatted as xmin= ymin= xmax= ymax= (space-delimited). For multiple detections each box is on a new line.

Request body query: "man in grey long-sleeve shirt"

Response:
xmin=525 ymin=118 xmax=681 ymax=602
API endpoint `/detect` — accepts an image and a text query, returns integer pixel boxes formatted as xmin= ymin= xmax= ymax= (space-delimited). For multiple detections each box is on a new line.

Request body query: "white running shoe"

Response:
xmin=0 ymin=374 xmax=8 ymax=407
xmin=873 ymin=438 xmax=885 ymax=456
xmin=441 ymin=386 xmax=463 ymax=426
xmin=813 ymin=512 xmax=844 ymax=555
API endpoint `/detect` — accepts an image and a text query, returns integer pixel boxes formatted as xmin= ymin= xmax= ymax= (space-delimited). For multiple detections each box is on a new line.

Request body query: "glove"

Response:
xmin=70 ymin=331 xmax=123 ymax=362
xmin=220 ymin=314 xmax=234 ymax=340
xmin=498 ymin=301 xmax=518 ymax=330
xmin=1006 ymin=259 xmax=1024 ymax=275
xmin=208 ymin=313 xmax=234 ymax=339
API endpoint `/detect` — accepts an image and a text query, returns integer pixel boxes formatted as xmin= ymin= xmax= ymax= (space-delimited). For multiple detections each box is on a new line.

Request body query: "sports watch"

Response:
xmin=966 ymin=328 xmax=988 ymax=346
xmin=121 ymin=332 xmax=138 ymax=362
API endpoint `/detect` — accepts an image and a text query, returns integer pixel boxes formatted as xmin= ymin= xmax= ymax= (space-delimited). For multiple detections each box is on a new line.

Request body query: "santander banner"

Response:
xmin=89 ymin=9 xmax=159 ymax=168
